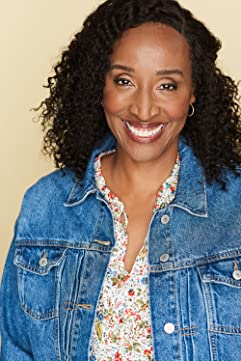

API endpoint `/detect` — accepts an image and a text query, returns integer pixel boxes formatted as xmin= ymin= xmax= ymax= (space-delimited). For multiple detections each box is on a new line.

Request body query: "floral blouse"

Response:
xmin=89 ymin=151 xmax=180 ymax=361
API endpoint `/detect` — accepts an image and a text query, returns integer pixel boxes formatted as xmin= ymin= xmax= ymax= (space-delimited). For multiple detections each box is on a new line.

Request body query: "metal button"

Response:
xmin=164 ymin=322 xmax=175 ymax=334
xmin=161 ymin=215 xmax=170 ymax=225
xmin=232 ymin=270 xmax=241 ymax=280
xmin=39 ymin=257 xmax=48 ymax=267
xmin=160 ymin=253 xmax=170 ymax=263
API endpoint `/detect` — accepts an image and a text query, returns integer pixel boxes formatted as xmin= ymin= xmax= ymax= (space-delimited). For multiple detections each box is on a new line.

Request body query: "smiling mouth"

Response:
xmin=124 ymin=120 xmax=166 ymax=142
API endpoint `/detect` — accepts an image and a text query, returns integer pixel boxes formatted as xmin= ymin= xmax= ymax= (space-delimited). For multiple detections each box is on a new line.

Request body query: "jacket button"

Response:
xmin=232 ymin=270 xmax=241 ymax=280
xmin=160 ymin=253 xmax=170 ymax=263
xmin=39 ymin=257 xmax=48 ymax=267
xmin=161 ymin=215 xmax=170 ymax=225
xmin=164 ymin=322 xmax=175 ymax=334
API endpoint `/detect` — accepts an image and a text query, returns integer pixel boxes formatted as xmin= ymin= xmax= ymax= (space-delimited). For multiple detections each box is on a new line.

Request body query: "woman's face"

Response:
xmin=102 ymin=22 xmax=195 ymax=164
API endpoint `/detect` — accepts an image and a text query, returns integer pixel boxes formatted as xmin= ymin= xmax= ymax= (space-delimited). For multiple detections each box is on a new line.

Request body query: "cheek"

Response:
xmin=165 ymin=98 xmax=190 ymax=121
xmin=103 ymin=84 xmax=127 ymax=114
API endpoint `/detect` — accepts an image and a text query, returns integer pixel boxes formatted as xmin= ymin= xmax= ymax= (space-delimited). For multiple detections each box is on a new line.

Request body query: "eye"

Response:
xmin=158 ymin=83 xmax=177 ymax=91
xmin=113 ymin=77 xmax=133 ymax=87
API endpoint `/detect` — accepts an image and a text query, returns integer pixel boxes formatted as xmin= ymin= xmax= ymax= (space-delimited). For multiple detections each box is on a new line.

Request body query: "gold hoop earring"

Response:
xmin=188 ymin=103 xmax=195 ymax=117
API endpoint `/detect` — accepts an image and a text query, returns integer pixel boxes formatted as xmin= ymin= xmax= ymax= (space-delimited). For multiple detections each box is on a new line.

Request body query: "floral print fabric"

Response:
xmin=89 ymin=151 xmax=180 ymax=361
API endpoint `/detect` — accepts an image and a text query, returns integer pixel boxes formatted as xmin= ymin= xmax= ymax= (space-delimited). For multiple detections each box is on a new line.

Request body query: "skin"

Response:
xmin=101 ymin=22 xmax=195 ymax=272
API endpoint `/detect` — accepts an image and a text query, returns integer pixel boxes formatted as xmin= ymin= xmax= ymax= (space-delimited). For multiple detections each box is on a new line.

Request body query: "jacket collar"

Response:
xmin=65 ymin=133 xmax=116 ymax=207
xmin=172 ymin=138 xmax=208 ymax=217
xmin=65 ymin=133 xmax=208 ymax=217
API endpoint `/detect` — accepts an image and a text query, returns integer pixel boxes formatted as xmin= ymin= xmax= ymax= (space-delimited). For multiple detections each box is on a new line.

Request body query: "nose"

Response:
xmin=129 ymin=89 xmax=160 ymax=121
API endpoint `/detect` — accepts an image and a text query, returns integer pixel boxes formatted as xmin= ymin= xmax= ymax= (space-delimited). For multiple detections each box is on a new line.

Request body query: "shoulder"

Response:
xmin=205 ymin=168 xmax=241 ymax=213
xmin=22 ymin=169 xmax=76 ymax=208
xmin=14 ymin=134 xmax=116 ymax=241
xmin=14 ymin=169 xmax=78 ymax=240
xmin=213 ymin=166 xmax=241 ymax=193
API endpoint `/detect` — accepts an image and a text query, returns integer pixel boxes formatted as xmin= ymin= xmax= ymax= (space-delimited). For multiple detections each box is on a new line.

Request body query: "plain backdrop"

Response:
xmin=1 ymin=0 xmax=241 ymax=279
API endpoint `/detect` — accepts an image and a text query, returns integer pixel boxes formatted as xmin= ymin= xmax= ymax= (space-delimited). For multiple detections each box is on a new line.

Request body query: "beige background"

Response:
xmin=1 ymin=0 xmax=241 ymax=279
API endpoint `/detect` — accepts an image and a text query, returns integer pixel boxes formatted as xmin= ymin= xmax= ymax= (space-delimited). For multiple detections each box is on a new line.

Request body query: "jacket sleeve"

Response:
xmin=0 ymin=235 xmax=34 ymax=360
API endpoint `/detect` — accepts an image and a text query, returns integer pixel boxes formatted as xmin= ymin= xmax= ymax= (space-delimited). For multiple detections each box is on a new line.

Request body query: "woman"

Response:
xmin=1 ymin=0 xmax=241 ymax=360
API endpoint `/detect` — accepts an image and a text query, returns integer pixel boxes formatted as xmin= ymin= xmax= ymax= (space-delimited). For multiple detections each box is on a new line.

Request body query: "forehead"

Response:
xmin=111 ymin=22 xmax=191 ymax=69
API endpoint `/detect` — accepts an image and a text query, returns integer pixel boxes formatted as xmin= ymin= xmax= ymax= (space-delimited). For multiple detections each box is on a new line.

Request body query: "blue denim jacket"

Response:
xmin=1 ymin=134 xmax=241 ymax=361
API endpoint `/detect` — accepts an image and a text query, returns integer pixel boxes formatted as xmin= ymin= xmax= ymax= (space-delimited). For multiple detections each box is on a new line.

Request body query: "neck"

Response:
xmin=101 ymin=145 xmax=178 ymax=198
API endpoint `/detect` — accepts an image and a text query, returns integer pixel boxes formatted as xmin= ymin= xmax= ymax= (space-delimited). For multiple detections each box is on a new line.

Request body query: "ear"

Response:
xmin=190 ymin=93 xmax=196 ymax=104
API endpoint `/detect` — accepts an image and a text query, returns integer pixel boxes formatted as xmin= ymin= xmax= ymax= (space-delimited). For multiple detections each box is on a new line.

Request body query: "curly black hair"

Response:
xmin=37 ymin=0 xmax=241 ymax=186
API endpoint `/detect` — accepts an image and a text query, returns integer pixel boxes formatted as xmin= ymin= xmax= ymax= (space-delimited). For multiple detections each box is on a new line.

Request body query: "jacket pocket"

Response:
xmin=198 ymin=255 xmax=241 ymax=334
xmin=14 ymin=246 xmax=66 ymax=320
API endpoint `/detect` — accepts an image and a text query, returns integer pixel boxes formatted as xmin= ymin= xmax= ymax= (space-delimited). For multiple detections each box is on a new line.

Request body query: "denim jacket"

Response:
xmin=1 ymin=134 xmax=241 ymax=361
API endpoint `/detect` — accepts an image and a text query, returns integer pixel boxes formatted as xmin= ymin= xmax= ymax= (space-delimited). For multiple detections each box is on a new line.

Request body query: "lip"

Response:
xmin=123 ymin=120 xmax=166 ymax=144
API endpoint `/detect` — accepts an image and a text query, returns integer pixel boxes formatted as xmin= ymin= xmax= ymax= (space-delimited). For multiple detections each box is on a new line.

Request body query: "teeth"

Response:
xmin=126 ymin=121 xmax=164 ymax=137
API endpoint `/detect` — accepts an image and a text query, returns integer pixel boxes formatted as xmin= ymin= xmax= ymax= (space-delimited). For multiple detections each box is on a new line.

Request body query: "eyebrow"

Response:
xmin=109 ymin=64 xmax=184 ymax=77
